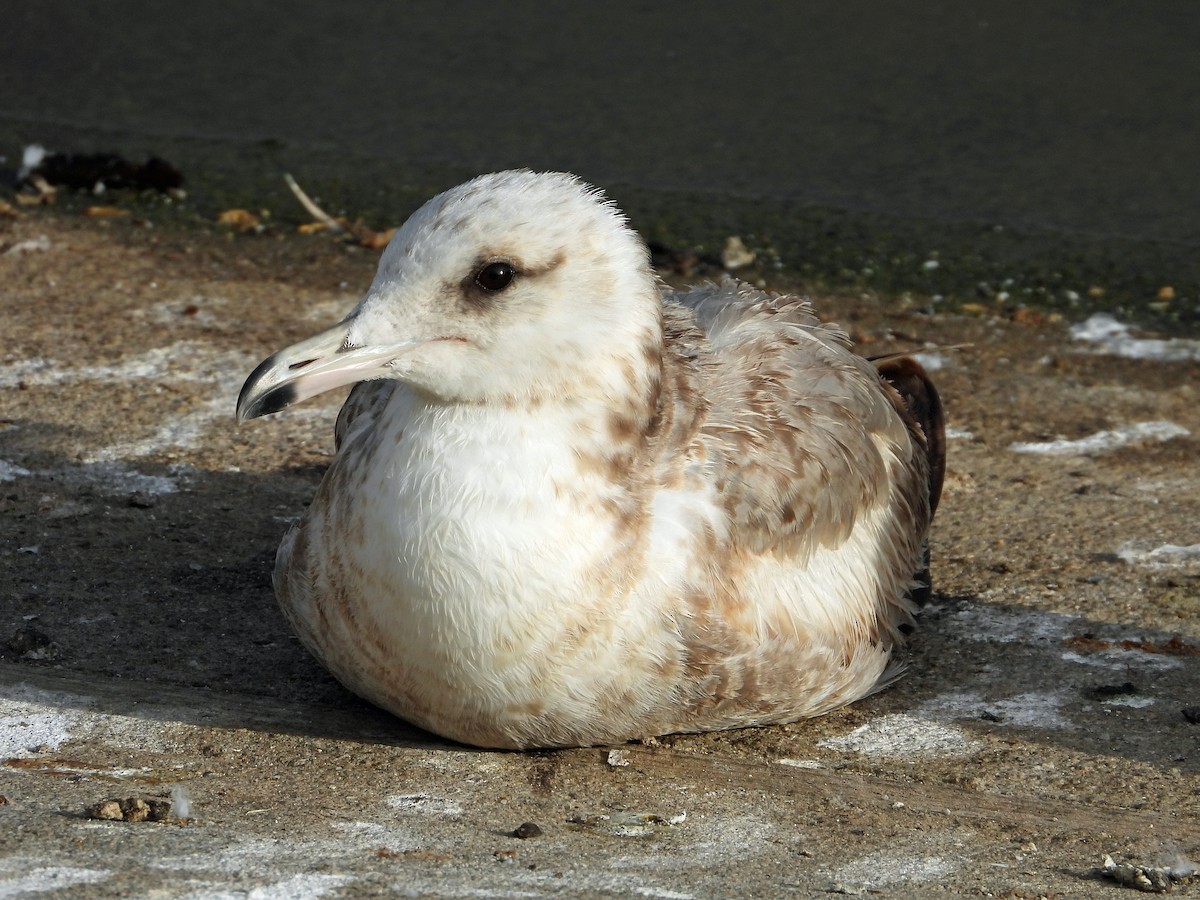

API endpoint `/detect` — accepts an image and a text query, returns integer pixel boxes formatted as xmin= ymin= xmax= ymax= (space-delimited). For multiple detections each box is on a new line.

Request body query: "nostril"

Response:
xmin=288 ymin=358 xmax=318 ymax=371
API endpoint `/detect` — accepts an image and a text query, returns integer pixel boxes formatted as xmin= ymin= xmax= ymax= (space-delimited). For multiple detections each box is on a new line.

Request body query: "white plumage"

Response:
xmin=238 ymin=170 xmax=944 ymax=749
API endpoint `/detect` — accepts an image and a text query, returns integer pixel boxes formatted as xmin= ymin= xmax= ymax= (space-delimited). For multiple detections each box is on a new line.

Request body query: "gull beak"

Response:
xmin=236 ymin=322 xmax=422 ymax=422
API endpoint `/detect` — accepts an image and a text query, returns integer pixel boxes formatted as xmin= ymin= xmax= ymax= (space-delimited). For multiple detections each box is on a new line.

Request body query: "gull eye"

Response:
xmin=474 ymin=261 xmax=516 ymax=292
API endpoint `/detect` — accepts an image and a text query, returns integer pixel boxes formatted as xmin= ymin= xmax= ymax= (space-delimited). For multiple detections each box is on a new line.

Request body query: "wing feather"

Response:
xmin=661 ymin=282 xmax=931 ymax=563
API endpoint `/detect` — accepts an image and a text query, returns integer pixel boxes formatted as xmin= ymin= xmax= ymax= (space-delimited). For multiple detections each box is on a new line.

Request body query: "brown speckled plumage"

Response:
xmin=238 ymin=170 xmax=944 ymax=749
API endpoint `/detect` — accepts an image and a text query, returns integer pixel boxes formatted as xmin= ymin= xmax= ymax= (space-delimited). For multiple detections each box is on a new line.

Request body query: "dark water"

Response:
xmin=5 ymin=1 xmax=1199 ymax=328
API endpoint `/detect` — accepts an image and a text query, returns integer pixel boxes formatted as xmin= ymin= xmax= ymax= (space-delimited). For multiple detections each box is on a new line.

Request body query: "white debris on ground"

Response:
xmin=946 ymin=602 xmax=1077 ymax=645
xmin=920 ymin=690 xmax=1074 ymax=730
xmin=0 ymin=458 xmax=184 ymax=495
xmin=818 ymin=713 xmax=978 ymax=759
xmin=607 ymin=748 xmax=632 ymax=767
xmin=385 ymin=793 xmax=464 ymax=816
xmin=0 ymin=700 xmax=81 ymax=757
xmin=1009 ymin=421 xmax=1189 ymax=456
xmin=0 ymin=459 xmax=32 ymax=481
xmin=16 ymin=143 xmax=47 ymax=180
xmin=829 ymin=848 xmax=959 ymax=892
xmin=1102 ymin=695 xmax=1156 ymax=708
xmin=85 ymin=398 xmax=232 ymax=463
xmin=170 ymin=785 xmax=193 ymax=819
xmin=2 ymin=235 xmax=52 ymax=256
xmin=0 ymin=867 xmax=113 ymax=897
xmin=0 ymin=342 xmax=255 ymax=390
xmin=1117 ymin=542 xmax=1200 ymax=568
xmin=774 ymin=757 xmax=823 ymax=769
xmin=1071 ymin=313 xmax=1200 ymax=362
xmin=719 ymin=236 xmax=755 ymax=270
xmin=185 ymin=872 xmax=353 ymax=900
xmin=912 ymin=351 xmax=946 ymax=371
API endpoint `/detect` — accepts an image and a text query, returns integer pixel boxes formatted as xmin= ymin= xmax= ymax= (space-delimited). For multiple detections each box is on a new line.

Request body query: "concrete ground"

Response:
xmin=0 ymin=210 xmax=1197 ymax=897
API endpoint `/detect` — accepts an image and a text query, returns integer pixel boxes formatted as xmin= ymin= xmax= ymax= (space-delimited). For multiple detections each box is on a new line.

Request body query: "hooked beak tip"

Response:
xmin=236 ymin=383 xmax=297 ymax=423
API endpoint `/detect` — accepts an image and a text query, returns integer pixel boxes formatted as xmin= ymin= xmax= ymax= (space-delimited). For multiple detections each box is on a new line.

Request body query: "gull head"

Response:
xmin=237 ymin=170 xmax=659 ymax=420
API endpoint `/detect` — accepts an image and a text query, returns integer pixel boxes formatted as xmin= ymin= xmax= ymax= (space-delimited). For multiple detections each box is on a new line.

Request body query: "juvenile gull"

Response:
xmin=237 ymin=170 xmax=944 ymax=750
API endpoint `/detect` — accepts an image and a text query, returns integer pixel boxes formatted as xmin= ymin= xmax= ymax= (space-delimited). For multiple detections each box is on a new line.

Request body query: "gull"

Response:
xmin=237 ymin=170 xmax=944 ymax=750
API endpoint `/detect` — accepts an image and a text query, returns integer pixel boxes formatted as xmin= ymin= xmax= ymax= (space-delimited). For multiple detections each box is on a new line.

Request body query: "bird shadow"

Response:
xmin=0 ymin=437 xmax=1196 ymax=770
xmin=0 ymin=438 xmax=452 ymax=751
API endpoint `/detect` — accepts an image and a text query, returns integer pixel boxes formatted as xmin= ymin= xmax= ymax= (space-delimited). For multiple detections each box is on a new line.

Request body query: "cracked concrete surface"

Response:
xmin=1 ymin=215 xmax=1197 ymax=897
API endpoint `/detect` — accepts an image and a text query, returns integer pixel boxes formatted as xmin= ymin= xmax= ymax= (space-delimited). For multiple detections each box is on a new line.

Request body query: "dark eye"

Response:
xmin=474 ymin=261 xmax=516 ymax=292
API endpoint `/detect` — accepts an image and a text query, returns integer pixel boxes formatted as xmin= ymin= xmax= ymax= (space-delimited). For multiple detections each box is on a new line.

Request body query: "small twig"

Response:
xmin=868 ymin=343 xmax=974 ymax=363
xmin=283 ymin=173 xmax=344 ymax=233
xmin=283 ymin=173 xmax=397 ymax=248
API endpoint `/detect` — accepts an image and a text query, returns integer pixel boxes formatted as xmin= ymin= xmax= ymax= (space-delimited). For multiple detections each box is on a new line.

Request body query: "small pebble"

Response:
xmin=7 ymin=626 xmax=59 ymax=661
xmin=124 ymin=798 xmax=154 ymax=822
xmin=1182 ymin=707 xmax=1200 ymax=725
xmin=1085 ymin=682 xmax=1138 ymax=701
xmin=86 ymin=796 xmax=174 ymax=823
xmin=606 ymin=749 xmax=630 ymax=767
xmin=88 ymin=800 xmax=124 ymax=821
xmin=1102 ymin=853 xmax=1173 ymax=892
xmin=512 ymin=822 xmax=543 ymax=839
xmin=720 ymin=236 xmax=755 ymax=270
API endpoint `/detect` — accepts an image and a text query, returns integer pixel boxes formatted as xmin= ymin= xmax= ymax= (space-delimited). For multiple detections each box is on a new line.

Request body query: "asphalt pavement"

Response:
xmin=4 ymin=2 xmax=1200 ymax=323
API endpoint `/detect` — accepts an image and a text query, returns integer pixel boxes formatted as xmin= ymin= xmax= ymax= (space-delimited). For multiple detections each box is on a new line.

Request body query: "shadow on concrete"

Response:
xmin=1 ymin=440 xmax=1196 ymax=768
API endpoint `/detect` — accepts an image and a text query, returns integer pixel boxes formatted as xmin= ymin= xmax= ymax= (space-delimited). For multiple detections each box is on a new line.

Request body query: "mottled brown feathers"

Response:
xmin=249 ymin=171 xmax=948 ymax=749
xmin=664 ymin=287 xmax=910 ymax=562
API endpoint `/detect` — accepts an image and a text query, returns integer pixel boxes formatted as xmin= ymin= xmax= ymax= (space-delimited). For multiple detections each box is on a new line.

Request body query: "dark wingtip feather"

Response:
xmin=874 ymin=356 xmax=945 ymax=608
xmin=874 ymin=356 xmax=945 ymax=517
